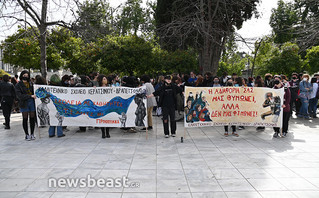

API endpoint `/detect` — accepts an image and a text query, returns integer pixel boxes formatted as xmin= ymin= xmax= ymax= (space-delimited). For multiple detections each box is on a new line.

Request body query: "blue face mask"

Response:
xmin=234 ymin=84 xmax=239 ymax=87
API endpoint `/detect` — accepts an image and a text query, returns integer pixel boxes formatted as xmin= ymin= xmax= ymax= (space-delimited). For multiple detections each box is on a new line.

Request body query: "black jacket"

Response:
xmin=0 ymin=81 xmax=16 ymax=98
xmin=15 ymin=81 xmax=34 ymax=108
xmin=153 ymin=83 xmax=182 ymax=108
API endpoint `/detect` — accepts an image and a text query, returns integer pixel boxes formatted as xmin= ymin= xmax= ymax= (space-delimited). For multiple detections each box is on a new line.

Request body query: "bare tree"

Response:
xmin=156 ymin=0 xmax=259 ymax=75
xmin=0 ymin=0 xmax=77 ymax=78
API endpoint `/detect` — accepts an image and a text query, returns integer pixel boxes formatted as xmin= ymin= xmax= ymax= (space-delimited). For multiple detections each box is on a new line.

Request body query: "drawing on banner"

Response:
xmin=184 ymin=86 xmax=284 ymax=128
xmin=261 ymin=92 xmax=281 ymax=123
xmin=34 ymin=85 xmax=147 ymax=127
xmin=134 ymin=93 xmax=147 ymax=127
xmin=37 ymin=95 xmax=51 ymax=126
xmin=119 ymin=112 xmax=127 ymax=127
xmin=184 ymin=91 xmax=212 ymax=123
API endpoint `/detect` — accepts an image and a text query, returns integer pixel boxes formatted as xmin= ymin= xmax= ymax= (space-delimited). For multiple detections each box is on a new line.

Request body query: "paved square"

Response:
xmin=0 ymin=112 xmax=319 ymax=197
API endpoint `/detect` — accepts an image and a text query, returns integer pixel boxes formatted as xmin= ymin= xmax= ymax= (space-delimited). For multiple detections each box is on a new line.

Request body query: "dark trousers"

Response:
xmin=1 ymin=97 xmax=14 ymax=126
xmin=224 ymin=126 xmax=236 ymax=132
xmin=282 ymin=111 xmax=290 ymax=133
xmin=162 ymin=106 xmax=176 ymax=135
xmin=290 ymin=98 xmax=301 ymax=115
xmin=273 ymin=111 xmax=290 ymax=133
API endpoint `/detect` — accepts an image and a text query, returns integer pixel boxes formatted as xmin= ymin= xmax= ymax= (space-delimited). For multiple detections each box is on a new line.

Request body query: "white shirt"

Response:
xmin=310 ymin=83 xmax=318 ymax=99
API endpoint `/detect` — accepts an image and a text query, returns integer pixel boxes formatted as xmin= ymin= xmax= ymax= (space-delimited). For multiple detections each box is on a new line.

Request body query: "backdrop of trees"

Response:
xmin=0 ymin=0 xmax=319 ymax=77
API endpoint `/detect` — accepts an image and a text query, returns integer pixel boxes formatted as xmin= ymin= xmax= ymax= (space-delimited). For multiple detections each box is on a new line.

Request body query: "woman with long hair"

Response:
xmin=97 ymin=74 xmax=110 ymax=138
xmin=15 ymin=70 xmax=37 ymax=140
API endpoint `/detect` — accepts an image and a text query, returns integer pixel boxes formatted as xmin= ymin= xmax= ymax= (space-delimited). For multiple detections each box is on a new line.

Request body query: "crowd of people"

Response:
xmin=0 ymin=70 xmax=318 ymax=140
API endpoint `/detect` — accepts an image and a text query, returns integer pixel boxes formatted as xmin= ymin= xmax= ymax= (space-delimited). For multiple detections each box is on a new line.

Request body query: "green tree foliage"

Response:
xmin=98 ymin=35 xmax=153 ymax=76
xmin=270 ymin=0 xmax=319 ymax=50
xmin=1 ymin=28 xmax=63 ymax=70
xmin=305 ymin=45 xmax=319 ymax=74
xmin=254 ymin=39 xmax=303 ymax=76
xmin=72 ymin=0 xmax=114 ymax=42
xmin=117 ymin=0 xmax=146 ymax=36
xmin=217 ymin=37 xmax=247 ymax=76
xmin=270 ymin=0 xmax=298 ymax=44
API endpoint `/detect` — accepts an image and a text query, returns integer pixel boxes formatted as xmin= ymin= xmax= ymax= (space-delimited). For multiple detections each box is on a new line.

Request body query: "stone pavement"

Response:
xmin=0 ymin=112 xmax=319 ymax=198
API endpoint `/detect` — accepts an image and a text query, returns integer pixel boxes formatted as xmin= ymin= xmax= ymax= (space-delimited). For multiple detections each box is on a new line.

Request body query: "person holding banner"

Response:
xmin=45 ymin=74 xmax=66 ymax=138
xmin=140 ymin=75 xmax=157 ymax=130
xmin=15 ymin=70 xmax=37 ymax=141
xmin=97 ymin=74 xmax=111 ymax=138
xmin=148 ymin=75 xmax=182 ymax=138
xmin=272 ymin=76 xmax=291 ymax=137
xmin=223 ymin=78 xmax=239 ymax=137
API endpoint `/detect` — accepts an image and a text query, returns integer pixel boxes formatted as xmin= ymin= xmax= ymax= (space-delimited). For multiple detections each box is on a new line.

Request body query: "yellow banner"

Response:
xmin=184 ymin=86 xmax=285 ymax=128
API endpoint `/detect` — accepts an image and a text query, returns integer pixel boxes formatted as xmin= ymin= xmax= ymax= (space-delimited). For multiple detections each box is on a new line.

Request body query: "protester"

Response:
xmin=97 ymin=74 xmax=111 ymax=138
xmin=212 ymin=76 xmax=221 ymax=87
xmin=46 ymin=74 xmax=65 ymax=138
xmin=15 ymin=70 xmax=37 ymax=141
xmin=272 ymin=76 xmax=291 ymax=137
xmin=10 ymin=76 xmax=20 ymax=113
xmin=298 ymin=74 xmax=312 ymax=119
xmin=309 ymin=77 xmax=318 ymax=118
xmin=75 ymin=75 xmax=89 ymax=132
xmin=289 ymin=73 xmax=301 ymax=116
xmin=195 ymin=74 xmax=204 ymax=87
xmin=224 ymin=78 xmax=238 ymax=137
xmin=0 ymin=75 xmax=16 ymax=129
xmin=140 ymin=75 xmax=157 ymax=130
xmin=188 ymin=71 xmax=197 ymax=86
xmin=148 ymin=75 xmax=182 ymax=138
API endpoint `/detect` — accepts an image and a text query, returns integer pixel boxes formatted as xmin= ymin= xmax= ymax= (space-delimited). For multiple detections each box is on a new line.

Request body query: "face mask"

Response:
xmin=214 ymin=80 xmax=219 ymax=83
xmin=234 ymin=84 xmax=239 ymax=87
xmin=292 ymin=77 xmax=297 ymax=80
xmin=226 ymin=82 xmax=233 ymax=86
xmin=22 ymin=77 xmax=28 ymax=81
xmin=303 ymin=78 xmax=308 ymax=81
xmin=274 ymin=80 xmax=280 ymax=85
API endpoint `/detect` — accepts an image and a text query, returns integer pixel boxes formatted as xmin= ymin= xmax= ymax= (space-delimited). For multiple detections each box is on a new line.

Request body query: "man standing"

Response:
xmin=148 ymin=75 xmax=182 ymax=138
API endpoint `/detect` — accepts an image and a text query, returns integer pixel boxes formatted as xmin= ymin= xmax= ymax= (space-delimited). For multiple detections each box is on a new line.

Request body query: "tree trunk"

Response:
xmin=39 ymin=25 xmax=47 ymax=78
xmin=201 ymin=34 xmax=224 ymax=76
xmin=40 ymin=0 xmax=48 ymax=78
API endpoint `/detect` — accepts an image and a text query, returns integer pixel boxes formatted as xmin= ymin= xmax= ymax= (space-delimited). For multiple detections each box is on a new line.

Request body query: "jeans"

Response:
xmin=309 ymin=98 xmax=318 ymax=117
xmin=49 ymin=126 xmax=63 ymax=137
xmin=298 ymin=97 xmax=309 ymax=117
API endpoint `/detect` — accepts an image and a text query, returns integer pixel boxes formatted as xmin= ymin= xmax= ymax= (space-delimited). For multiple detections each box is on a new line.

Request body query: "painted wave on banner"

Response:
xmin=35 ymin=87 xmax=135 ymax=119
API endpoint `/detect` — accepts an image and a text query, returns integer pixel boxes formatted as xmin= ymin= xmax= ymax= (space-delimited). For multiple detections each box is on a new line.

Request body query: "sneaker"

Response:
xmin=273 ymin=132 xmax=279 ymax=138
xmin=57 ymin=134 xmax=66 ymax=138
xmin=4 ymin=125 xmax=10 ymax=130
xmin=30 ymin=134 xmax=36 ymax=140
xmin=282 ymin=132 xmax=287 ymax=137
xmin=165 ymin=135 xmax=169 ymax=138
xmin=147 ymin=126 xmax=153 ymax=130
xmin=224 ymin=132 xmax=229 ymax=136
xmin=140 ymin=128 xmax=147 ymax=131
xmin=49 ymin=135 xmax=55 ymax=138
xmin=25 ymin=135 xmax=31 ymax=141
xmin=171 ymin=134 xmax=176 ymax=137
xmin=238 ymin=126 xmax=245 ymax=130
xmin=232 ymin=132 xmax=239 ymax=137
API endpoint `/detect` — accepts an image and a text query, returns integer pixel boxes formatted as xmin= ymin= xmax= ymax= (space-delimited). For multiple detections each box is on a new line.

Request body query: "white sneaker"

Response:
xmin=30 ymin=135 xmax=36 ymax=140
xmin=171 ymin=134 xmax=176 ymax=137
xmin=25 ymin=135 xmax=31 ymax=141
xmin=165 ymin=135 xmax=169 ymax=138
